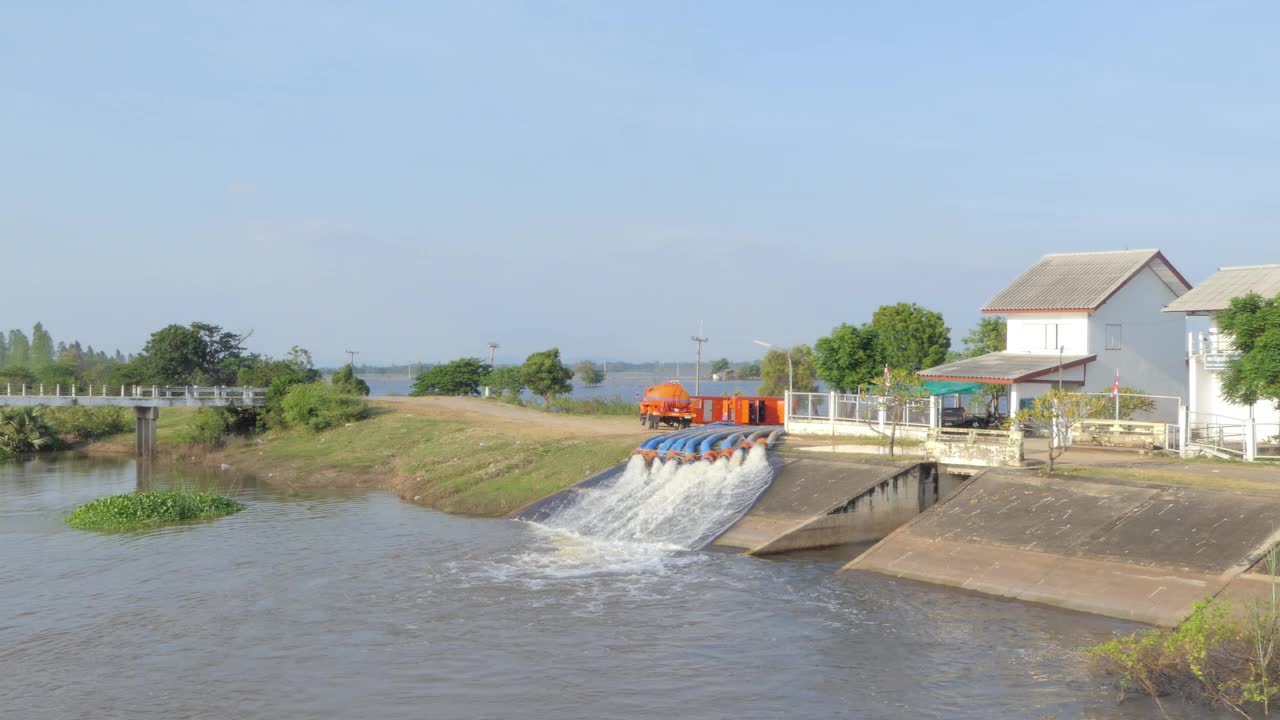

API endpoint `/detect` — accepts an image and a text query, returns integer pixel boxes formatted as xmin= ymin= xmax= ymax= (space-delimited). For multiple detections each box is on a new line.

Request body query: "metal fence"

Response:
xmin=788 ymin=392 xmax=933 ymax=428
xmin=1080 ymin=392 xmax=1182 ymax=425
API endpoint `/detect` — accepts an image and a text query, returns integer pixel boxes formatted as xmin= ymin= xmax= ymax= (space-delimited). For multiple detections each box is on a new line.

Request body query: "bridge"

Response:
xmin=0 ymin=385 xmax=267 ymax=456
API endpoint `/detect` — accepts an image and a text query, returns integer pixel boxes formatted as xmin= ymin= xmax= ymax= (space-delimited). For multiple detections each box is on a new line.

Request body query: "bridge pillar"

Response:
xmin=134 ymin=406 xmax=159 ymax=457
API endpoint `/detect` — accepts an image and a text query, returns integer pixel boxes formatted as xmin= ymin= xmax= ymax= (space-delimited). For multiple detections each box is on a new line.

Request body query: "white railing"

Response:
xmin=1189 ymin=331 xmax=1237 ymax=356
xmin=787 ymin=391 xmax=934 ymax=428
xmin=1 ymin=384 xmax=267 ymax=403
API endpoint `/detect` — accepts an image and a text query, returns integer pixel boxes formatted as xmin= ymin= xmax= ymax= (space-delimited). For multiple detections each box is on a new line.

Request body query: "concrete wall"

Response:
xmin=1088 ymin=265 xmax=1188 ymax=400
xmin=786 ymin=418 xmax=929 ymax=441
xmin=843 ymin=471 xmax=1280 ymax=626
xmin=746 ymin=463 xmax=969 ymax=555
xmin=924 ymin=428 xmax=1024 ymax=467
xmin=1071 ymin=420 xmax=1168 ymax=450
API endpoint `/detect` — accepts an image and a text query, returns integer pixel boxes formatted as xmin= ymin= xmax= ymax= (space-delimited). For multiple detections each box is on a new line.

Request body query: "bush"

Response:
xmin=281 ymin=383 xmax=369 ymax=431
xmin=176 ymin=408 xmax=230 ymax=447
xmin=1090 ymin=550 xmax=1280 ymax=716
xmin=43 ymin=406 xmax=130 ymax=442
xmin=331 ymin=364 xmax=371 ymax=396
xmin=66 ymin=490 xmax=244 ymax=531
xmin=544 ymin=396 xmax=635 ymax=416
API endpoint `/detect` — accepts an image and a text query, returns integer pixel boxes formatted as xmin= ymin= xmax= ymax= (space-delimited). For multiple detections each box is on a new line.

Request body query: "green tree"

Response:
xmin=280 ymin=383 xmax=370 ymax=431
xmin=0 ymin=332 xmax=7 ymax=366
xmin=132 ymin=322 xmax=248 ymax=385
xmin=962 ymin=317 xmax=1007 ymax=357
xmin=486 ymin=365 xmax=525 ymax=400
xmin=814 ymin=323 xmax=884 ymax=392
xmin=331 ymin=364 xmax=371 ymax=396
xmin=758 ymin=345 xmax=818 ymax=396
xmin=870 ymin=302 xmax=952 ymax=371
xmin=521 ymin=348 xmax=574 ymax=403
xmin=1015 ymin=389 xmax=1107 ymax=472
xmin=877 ymin=368 xmax=932 ymax=457
xmin=1217 ymin=292 xmax=1280 ymax=411
xmin=710 ymin=358 xmax=731 ymax=374
xmin=412 ymin=358 xmax=490 ymax=396
xmin=6 ymin=330 xmax=30 ymax=368
xmin=236 ymin=346 xmax=322 ymax=429
xmin=575 ymin=360 xmax=605 ymax=386
xmin=736 ymin=362 xmax=761 ymax=379
xmin=29 ymin=322 xmax=54 ymax=369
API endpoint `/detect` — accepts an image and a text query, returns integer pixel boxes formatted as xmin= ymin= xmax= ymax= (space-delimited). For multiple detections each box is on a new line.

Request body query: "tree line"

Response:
xmin=410 ymin=348 xmax=578 ymax=403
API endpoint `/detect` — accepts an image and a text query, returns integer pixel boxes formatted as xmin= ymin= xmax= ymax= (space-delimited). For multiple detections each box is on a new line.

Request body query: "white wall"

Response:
xmin=1087 ymin=266 xmax=1188 ymax=400
xmin=1006 ymin=312 xmax=1089 ymax=355
xmin=1189 ymin=316 xmax=1280 ymax=432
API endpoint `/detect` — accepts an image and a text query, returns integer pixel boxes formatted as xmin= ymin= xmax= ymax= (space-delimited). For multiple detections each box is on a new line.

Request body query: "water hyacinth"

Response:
xmin=66 ymin=491 xmax=244 ymax=531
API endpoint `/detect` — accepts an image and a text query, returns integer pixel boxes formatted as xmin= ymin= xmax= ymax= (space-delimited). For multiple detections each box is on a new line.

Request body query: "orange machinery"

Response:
xmin=639 ymin=381 xmax=784 ymax=429
xmin=689 ymin=395 xmax=784 ymax=426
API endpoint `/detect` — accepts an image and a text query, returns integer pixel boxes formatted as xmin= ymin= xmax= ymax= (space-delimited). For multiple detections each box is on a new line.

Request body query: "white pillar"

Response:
xmin=929 ymin=394 xmax=939 ymax=428
xmin=1246 ymin=415 xmax=1258 ymax=462
xmin=1179 ymin=405 xmax=1189 ymax=459
xmin=783 ymin=390 xmax=791 ymax=433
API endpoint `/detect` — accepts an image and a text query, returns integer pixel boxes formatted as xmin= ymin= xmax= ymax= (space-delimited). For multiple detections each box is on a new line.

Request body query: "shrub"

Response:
xmin=1090 ymin=549 xmax=1280 ymax=716
xmin=0 ymin=407 xmax=56 ymax=454
xmin=43 ymin=406 xmax=130 ymax=442
xmin=66 ymin=490 xmax=244 ymax=531
xmin=176 ymin=408 xmax=230 ymax=447
xmin=544 ymin=396 xmax=635 ymax=416
xmin=281 ymin=383 xmax=369 ymax=431
xmin=331 ymin=364 xmax=371 ymax=396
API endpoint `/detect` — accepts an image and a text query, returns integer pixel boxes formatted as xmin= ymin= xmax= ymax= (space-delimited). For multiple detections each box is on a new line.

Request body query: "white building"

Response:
xmin=921 ymin=249 xmax=1192 ymax=413
xmin=1163 ymin=264 xmax=1280 ymax=452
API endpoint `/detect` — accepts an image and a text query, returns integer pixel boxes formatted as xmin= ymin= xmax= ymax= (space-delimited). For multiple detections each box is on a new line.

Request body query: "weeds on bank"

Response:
xmin=1090 ymin=548 xmax=1280 ymax=718
xmin=66 ymin=490 xmax=245 ymax=531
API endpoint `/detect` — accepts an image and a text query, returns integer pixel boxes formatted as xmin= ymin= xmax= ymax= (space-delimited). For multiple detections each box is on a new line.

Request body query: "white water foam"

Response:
xmin=535 ymin=443 xmax=775 ymax=552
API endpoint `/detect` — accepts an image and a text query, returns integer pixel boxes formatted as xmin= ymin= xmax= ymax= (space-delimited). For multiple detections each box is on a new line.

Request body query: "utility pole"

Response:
xmin=487 ymin=342 xmax=499 ymax=369
xmin=691 ymin=326 xmax=709 ymax=395
xmin=345 ymin=349 xmax=359 ymax=368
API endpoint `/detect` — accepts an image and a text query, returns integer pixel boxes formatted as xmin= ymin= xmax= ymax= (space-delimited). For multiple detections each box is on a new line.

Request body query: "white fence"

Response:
xmin=1186 ymin=412 xmax=1280 ymax=462
xmin=786 ymin=391 xmax=936 ymax=440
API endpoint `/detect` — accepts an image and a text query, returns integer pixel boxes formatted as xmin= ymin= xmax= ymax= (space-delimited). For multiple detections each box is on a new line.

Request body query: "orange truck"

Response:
xmin=639 ymin=381 xmax=784 ymax=429
xmin=638 ymin=382 xmax=695 ymax=429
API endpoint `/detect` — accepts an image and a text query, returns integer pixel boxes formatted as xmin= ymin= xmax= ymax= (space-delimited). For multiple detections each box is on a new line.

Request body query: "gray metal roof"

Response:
xmin=982 ymin=249 xmax=1190 ymax=312
xmin=1163 ymin=264 xmax=1280 ymax=314
xmin=919 ymin=352 xmax=1095 ymax=384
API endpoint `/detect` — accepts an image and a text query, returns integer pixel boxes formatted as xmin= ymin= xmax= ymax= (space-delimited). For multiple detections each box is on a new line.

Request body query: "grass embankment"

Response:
xmin=67 ymin=490 xmax=244 ymax=531
xmin=90 ymin=398 xmax=647 ymax=517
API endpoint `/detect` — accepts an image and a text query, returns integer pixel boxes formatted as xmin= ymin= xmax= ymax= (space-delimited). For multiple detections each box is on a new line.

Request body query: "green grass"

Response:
xmin=1054 ymin=465 xmax=1280 ymax=493
xmin=207 ymin=404 xmax=637 ymax=516
xmin=66 ymin=490 xmax=245 ymax=531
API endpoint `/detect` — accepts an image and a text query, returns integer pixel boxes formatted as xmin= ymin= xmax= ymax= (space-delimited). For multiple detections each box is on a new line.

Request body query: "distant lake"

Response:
xmin=361 ymin=374 xmax=774 ymax=400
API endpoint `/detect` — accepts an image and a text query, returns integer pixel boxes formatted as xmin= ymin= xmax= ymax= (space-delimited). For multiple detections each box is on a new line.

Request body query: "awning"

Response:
xmin=923 ymin=381 xmax=984 ymax=396
xmin=918 ymin=352 xmax=1096 ymax=385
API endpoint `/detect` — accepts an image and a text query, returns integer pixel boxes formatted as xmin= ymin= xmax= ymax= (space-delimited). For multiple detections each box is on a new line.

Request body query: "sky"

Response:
xmin=2 ymin=2 xmax=1277 ymax=366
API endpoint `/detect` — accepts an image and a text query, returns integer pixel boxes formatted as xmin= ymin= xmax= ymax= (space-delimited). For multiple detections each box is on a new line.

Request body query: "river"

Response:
xmin=1 ymin=456 xmax=1224 ymax=719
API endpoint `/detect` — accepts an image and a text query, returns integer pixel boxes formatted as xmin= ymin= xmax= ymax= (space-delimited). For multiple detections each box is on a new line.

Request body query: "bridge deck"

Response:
xmin=0 ymin=386 xmax=267 ymax=408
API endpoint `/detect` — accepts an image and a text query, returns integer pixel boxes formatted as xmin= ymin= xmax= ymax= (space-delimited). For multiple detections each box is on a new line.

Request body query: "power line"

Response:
xmin=345 ymin=349 xmax=359 ymax=367
xmin=691 ymin=327 xmax=709 ymax=395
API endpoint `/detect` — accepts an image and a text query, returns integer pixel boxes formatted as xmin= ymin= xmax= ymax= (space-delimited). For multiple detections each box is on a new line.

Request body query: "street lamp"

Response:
xmin=753 ymin=339 xmax=792 ymax=393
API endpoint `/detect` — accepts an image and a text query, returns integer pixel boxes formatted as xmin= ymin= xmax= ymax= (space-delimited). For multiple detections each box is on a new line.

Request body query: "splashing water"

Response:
xmin=536 ymin=443 xmax=775 ymax=551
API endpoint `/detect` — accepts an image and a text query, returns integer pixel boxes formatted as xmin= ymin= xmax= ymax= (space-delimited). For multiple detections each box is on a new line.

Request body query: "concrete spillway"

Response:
xmin=842 ymin=470 xmax=1280 ymax=626
xmin=513 ymin=445 xmax=778 ymax=550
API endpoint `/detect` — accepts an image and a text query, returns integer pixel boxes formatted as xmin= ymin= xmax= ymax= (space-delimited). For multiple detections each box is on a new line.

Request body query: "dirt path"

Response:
xmin=373 ymin=396 xmax=651 ymax=439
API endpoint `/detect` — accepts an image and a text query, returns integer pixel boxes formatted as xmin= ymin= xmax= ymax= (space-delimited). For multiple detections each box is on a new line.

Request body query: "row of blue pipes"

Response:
xmin=635 ymin=422 xmax=782 ymax=461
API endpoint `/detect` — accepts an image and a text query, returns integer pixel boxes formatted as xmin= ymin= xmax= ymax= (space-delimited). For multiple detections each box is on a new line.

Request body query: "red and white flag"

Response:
xmin=1111 ymin=369 xmax=1120 ymax=397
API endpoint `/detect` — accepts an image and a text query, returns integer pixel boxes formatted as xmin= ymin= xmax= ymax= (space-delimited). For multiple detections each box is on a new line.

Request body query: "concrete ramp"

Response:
xmin=713 ymin=457 xmax=953 ymax=554
xmin=842 ymin=471 xmax=1280 ymax=626
xmin=508 ymin=462 xmax=630 ymax=522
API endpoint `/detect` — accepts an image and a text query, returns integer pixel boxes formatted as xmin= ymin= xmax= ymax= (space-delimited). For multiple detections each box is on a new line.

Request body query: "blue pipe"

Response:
xmin=720 ymin=432 xmax=745 ymax=451
xmin=676 ymin=429 xmax=727 ymax=455
xmin=698 ymin=430 xmax=737 ymax=457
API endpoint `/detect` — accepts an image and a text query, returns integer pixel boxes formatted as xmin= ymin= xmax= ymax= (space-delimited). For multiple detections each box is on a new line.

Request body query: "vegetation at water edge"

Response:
xmin=66 ymin=490 xmax=245 ymax=531
xmin=1090 ymin=549 xmax=1280 ymax=717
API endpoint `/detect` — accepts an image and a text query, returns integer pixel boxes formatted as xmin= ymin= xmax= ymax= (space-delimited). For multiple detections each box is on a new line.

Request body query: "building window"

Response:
xmin=1043 ymin=324 xmax=1059 ymax=350
xmin=1105 ymin=324 xmax=1122 ymax=351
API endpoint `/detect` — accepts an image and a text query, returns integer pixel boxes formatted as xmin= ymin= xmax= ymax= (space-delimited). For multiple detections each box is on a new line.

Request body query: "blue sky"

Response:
xmin=3 ymin=2 xmax=1276 ymax=365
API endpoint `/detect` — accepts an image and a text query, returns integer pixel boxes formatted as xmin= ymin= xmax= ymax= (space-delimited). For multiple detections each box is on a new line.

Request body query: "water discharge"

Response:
xmin=535 ymin=444 xmax=774 ymax=551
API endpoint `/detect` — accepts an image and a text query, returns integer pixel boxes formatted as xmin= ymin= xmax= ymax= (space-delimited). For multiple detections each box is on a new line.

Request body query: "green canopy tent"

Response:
xmin=923 ymin=380 xmax=984 ymax=396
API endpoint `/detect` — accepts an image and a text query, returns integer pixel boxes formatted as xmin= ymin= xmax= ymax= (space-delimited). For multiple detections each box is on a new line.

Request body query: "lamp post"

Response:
xmin=1057 ymin=345 xmax=1064 ymax=393
xmin=753 ymin=339 xmax=791 ymax=393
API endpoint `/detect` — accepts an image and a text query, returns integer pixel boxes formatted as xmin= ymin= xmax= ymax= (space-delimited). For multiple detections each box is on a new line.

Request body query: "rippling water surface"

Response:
xmin=1 ymin=456 xmax=1224 ymax=719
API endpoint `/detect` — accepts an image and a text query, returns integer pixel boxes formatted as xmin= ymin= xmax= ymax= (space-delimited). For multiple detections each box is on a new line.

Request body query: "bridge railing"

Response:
xmin=2 ymin=384 xmax=268 ymax=401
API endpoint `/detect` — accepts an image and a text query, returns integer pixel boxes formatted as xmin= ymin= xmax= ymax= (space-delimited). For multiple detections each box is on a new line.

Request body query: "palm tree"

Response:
xmin=0 ymin=407 xmax=54 ymax=454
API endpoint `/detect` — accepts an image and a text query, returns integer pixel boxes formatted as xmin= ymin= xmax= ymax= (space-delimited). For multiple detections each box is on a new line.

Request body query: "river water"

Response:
xmin=1 ymin=456 xmax=1223 ymax=720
